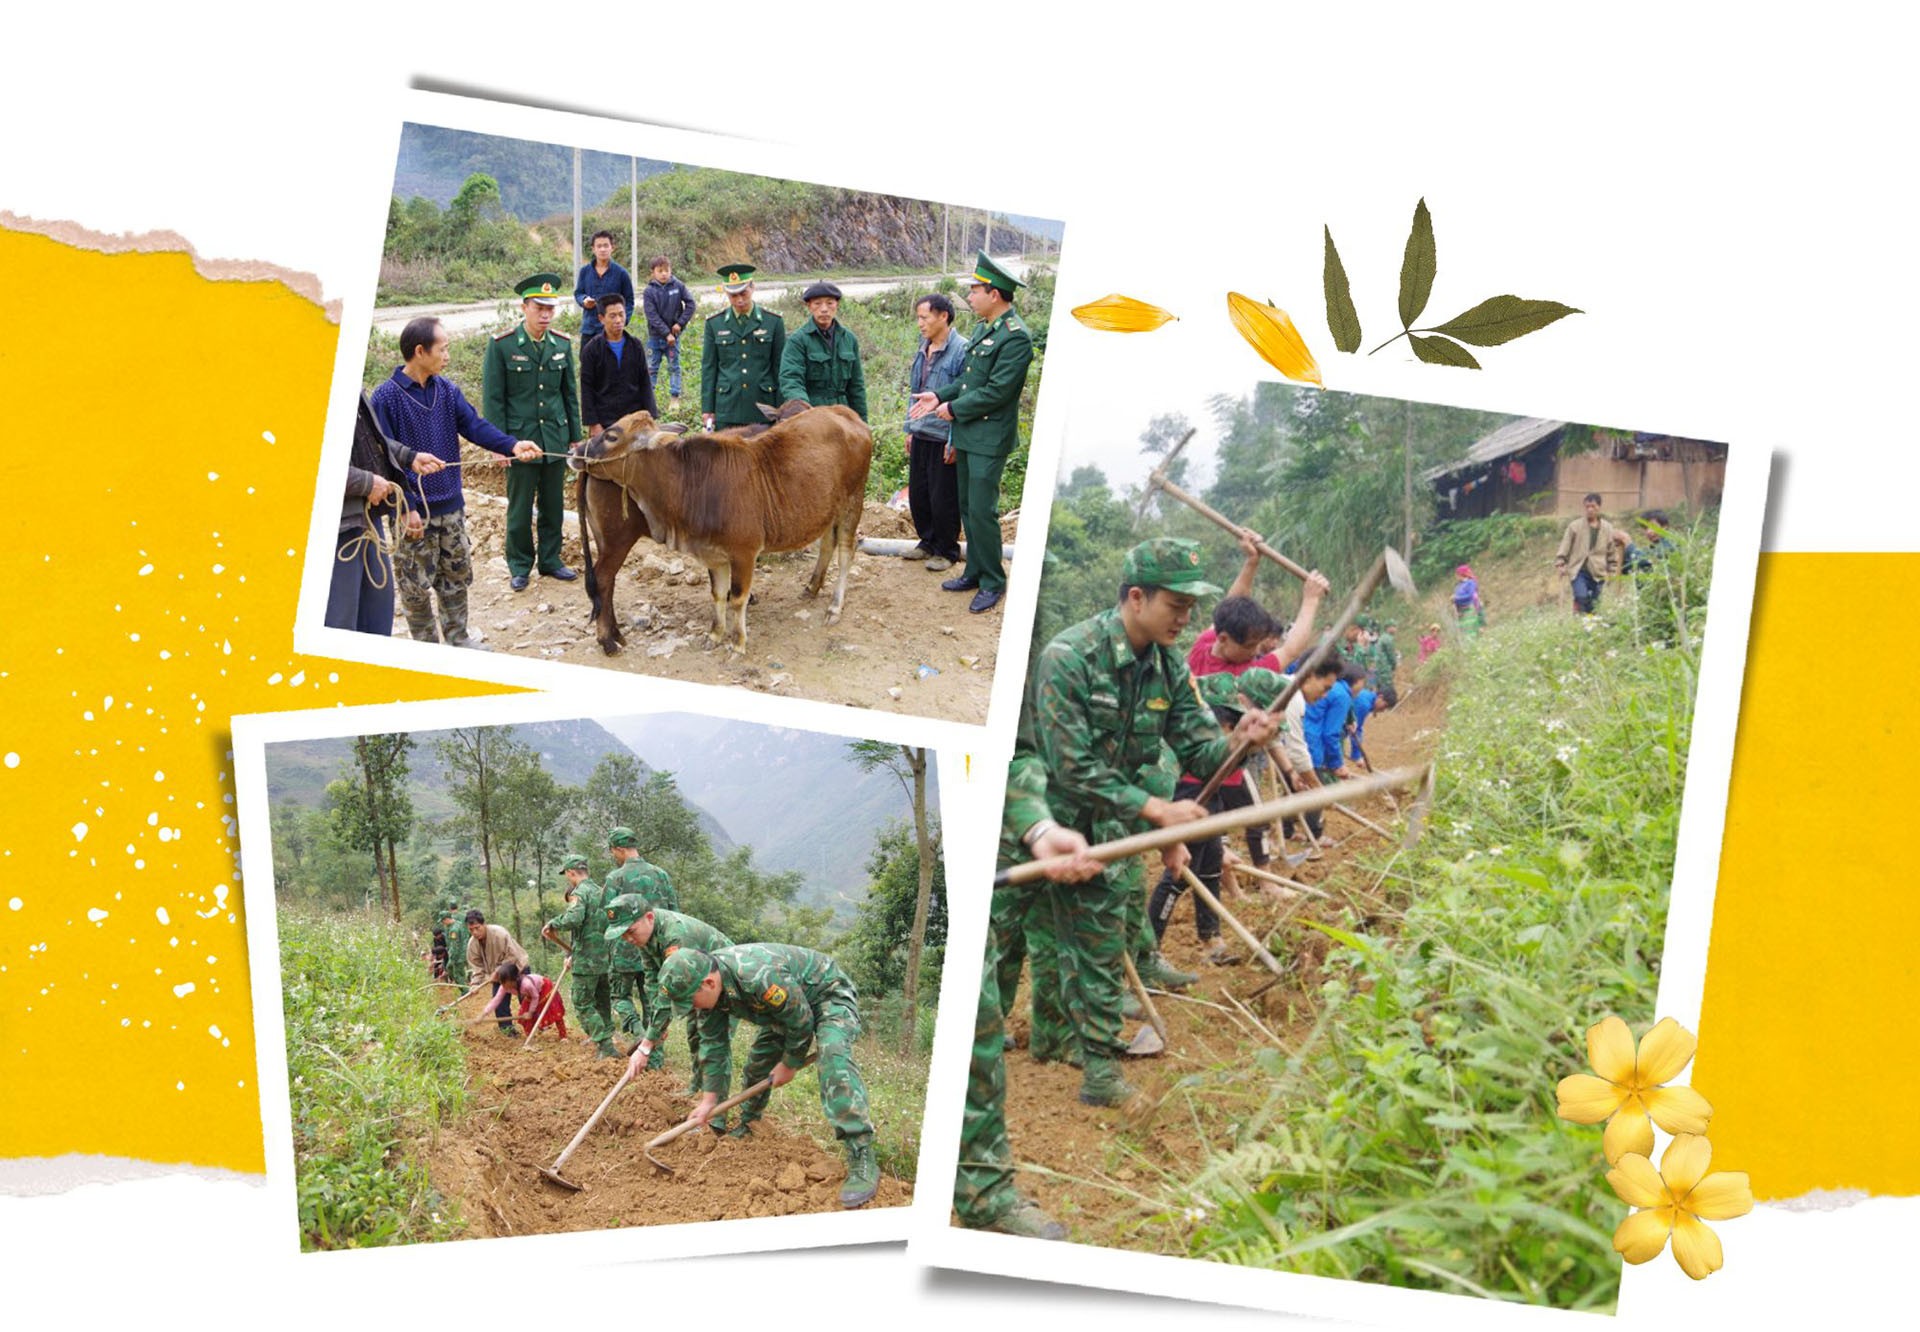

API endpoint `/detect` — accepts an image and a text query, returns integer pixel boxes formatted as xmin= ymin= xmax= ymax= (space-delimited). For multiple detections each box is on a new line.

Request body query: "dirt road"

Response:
xmin=394 ymin=484 xmax=1007 ymax=724
xmin=984 ymin=688 xmax=1446 ymax=1249
xmin=426 ymin=999 xmax=912 ymax=1237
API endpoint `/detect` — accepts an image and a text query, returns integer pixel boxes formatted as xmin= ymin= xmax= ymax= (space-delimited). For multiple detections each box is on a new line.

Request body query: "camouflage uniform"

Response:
xmin=677 ymin=943 xmax=871 ymax=1148
xmin=991 ymin=750 xmax=1071 ymax=1061
xmin=393 ymin=513 xmax=477 ymax=645
xmin=603 ymin=854 xmax=678 ymax=1055
xmin=961 ymin=753 xmax=1056 ymax=1228
xmin=607 ymin=906 xmax=733 ymax=1077
xmin=1027 ymin=565 xmax=1234 ymax=1097
xmin=546 ymin=874 xmax=616 ymax=1051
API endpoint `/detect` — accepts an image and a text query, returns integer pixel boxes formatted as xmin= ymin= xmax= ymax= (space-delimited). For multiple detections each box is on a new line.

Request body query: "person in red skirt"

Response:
xmin=471 ymin=961 xmax=568 ymax=1040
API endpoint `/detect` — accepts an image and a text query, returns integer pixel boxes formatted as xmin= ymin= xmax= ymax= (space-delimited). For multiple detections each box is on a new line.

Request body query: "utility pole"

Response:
xmin=630 ymin=157 xmax=638 ymax=275
xmin=941 ymin=202 xmax=949 ymax=275
xmin=983 ymin=211 xmax=993 ymax=259
xmin=571 ymin=147 xmax=582 ymax=278
xmin=1402 ymin=400 xmax=1415 ymax=559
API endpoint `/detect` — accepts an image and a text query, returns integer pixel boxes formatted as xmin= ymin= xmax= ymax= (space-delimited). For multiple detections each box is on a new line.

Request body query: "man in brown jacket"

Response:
xmin=1555 ymin=492 xmax=1622 ymax=615
xmin=462 ymin=910 xmax=531 ymax=1036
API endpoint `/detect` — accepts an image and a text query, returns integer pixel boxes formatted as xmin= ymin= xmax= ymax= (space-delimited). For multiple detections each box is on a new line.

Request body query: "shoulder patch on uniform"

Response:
xmin=1146 ymin=697 xmax=1171 ymax=711
xmin=492 ymin=328 xmax=514 ymax=340
xmin=761 ymin=984 xmax=787 ymax=1008
xmin=552 ymin=329 xmax=571 ymax=340
xmin=664 ymin=944 xmax=679 ymax=956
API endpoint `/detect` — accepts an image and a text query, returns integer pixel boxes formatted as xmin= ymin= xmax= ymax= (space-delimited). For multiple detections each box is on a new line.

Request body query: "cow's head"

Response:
xmin=571 ymin=411 xmax=691 ymax=470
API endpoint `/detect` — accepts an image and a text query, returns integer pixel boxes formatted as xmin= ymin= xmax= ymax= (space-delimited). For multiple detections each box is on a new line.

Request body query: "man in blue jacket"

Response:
xmin=901 ymin=293 xmax=969 ymax=572
xmin=642 ymin=255 xmax=697 ymax=408
xmin=573 ymin=230 xmax=635 ymax=357
xmin=1303 ymin=657 xmax=1358 ymax=783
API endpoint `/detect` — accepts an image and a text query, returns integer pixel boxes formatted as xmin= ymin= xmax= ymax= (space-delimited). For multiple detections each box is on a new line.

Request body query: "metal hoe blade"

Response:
xmin=1383 ymin=546 xmax=1419 ymax=600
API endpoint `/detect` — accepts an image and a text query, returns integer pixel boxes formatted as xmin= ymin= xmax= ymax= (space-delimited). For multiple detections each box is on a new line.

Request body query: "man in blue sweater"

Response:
xmin=573 ymin=231 xmax=635 ymax=356
xmin=1303 ymin=657 xmax=1359 ymax=783
xmin=372 ymin=317 xmax=542 ymax=649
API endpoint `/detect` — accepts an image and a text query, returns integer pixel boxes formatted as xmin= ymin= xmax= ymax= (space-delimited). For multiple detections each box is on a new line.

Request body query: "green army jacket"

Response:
xmin=934 ymin=307 xmax=1033 ymax=458
xmin=1027 ymin=607 xmax=1233 ymax=838
xmin=605 ymin=856 xmax=678 ymax=914
xmin=637 ymin=910 xmax=736 ymax=1043
xmin=778 ymin=319 xmax=868 ymax=419
xmin=546 ymin=878 xmax=612 ymax=976
xmin=689 ymin=943 xmax=857 ymax=1096
xmin=481 ymin=322 xmax=580 ymax=454
xmin=700 ymin=305 xmax=786 ymax=426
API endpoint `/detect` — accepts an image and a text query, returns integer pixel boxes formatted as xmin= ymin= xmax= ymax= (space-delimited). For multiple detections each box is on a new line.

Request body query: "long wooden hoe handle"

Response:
xmin=1153 ymin=472 xmax=1315 ymax=586
xmin=549 ymin=1065 xmax=635 ymax=1177
xmin=1180 ymin=866 xmax=1288 ymax=980
xmin=996 ymin=766 xmax=1424 ymax=886
xmin=642 ymin=1051 xmax=821 ymax=1153
xmin=1119 ymin=951 xmax=1169 ymax=1044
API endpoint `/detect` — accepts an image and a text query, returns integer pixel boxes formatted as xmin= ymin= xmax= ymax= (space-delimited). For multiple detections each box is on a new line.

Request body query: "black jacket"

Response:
xmin=580 ymin=334 xmax=659 ymax=429
xmin=342 ymin=390 xmax=418 ymax=535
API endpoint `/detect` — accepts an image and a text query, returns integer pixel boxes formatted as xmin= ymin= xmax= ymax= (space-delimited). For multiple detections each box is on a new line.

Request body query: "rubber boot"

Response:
xmin=1138 ymin=950 xmax=1199 ymax=990
xmin=727 ymin=1120 xmax=756 ymax=1140
xmin=840 ymin=1141 xmax=880 ymax=1208
xmin=1078 ymin=1058 xmax=1138 ymax=1107
xmin=596 ymin=1040 xmax=623 ymax=1060
xmin=983 ymin=1198 xmax=1068 ymax=1241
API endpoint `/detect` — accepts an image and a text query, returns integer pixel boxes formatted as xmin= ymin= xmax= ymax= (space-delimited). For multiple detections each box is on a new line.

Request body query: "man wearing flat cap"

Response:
xmin=1019 ymin=538 xmax=1279 ymax=1108
xmin=909 ymin=251 xmax=1034 ymax=615
xmin=482 ymin=273 xmax=583 ymax=592
xmin=700 ymin=263 xmax=786 ymax=431
xmin=778 ymin=280 xmax=868 ymax=420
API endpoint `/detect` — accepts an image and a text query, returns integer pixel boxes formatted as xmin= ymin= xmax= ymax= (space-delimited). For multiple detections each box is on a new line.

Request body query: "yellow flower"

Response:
xmin=1225 ymin=292 xmax=1323 ymax=386
xmin=1557 ymin=1015 xmax=1712 ymax=1162
xmin=1071 ymin=294 xmax=1178 ymax=333
xmin=1608 ymin=1134 xmax=1753 ymax=1279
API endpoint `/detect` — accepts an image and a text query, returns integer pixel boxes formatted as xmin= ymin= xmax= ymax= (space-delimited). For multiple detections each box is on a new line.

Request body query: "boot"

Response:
xmin=1138 ymin=951 xmax=1198 ymax=990
xmin=1030 ymin=1039 xmax=1083 ymax=1069
xmin=727 ymin=1120 xmax=756 ymax=1140
xmin=983 ymin=1198 xmax=1068 ymax=1241
xmin=840 ymin=1141 xmax=881 ymax=1208
xmin=1204 ymin=939 xmax=1240 ymax=967
xmin=1078 ymin=1058 xmax=1138 ymax=1107
xmin=596 ymin=1040 xmax=623 ymax=1060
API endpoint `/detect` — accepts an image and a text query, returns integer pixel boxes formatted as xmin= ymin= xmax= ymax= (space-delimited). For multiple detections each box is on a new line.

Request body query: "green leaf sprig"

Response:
xmin=1322 ymin=198 xmax=1580 ymax=369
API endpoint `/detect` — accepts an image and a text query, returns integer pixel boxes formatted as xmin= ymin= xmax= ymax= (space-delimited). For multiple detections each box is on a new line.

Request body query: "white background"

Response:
xmin=3 ymin=3 xmax=1914 ymax=1328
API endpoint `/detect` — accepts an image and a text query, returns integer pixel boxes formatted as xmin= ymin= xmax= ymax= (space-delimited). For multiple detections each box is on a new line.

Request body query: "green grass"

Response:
xmin=1151 ymin=519 xmax=1716 ymax=1309
xmin=281 ymin=909 xmax=467 ymax=1250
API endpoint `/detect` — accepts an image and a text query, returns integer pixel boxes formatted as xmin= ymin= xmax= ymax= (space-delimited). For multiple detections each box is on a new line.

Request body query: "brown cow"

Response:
xmin=569 ymin=404 xmax=872 ymax=655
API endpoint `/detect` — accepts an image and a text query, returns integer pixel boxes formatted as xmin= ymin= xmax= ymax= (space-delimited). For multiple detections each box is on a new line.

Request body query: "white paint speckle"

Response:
xmin=156 ymin=907 xmax=170 ymax=925
xmin=7 ymin=898 xmax=21 ymax=911
xmin=86 ymin=908 xmax=108 ymax=923
xmin=71 ymin=822 xmax=88 ymax=842
xmin=175 ymin=1081 xmax=185 ymax=1092
xmin=267 ymin=672 xmax=283 ymax=686
xmin=262 ymin=431 xmax=275 ymax=443
xmin=207 ymin=472 xmax=220 ymax=482
xmin=212 ymin=564 xmax=225 ymax=575
xmin=153 ymin=771 xmax=164 ymax=782
xmin=3 ymin=753 xmax=16 ymax=769
xmin=137 ymin=564 xmax=154 ymax=577
xmin=173 ymin=982 xmax=195 ymax=998
xmin=290 ymin=671 xmax=306 ymax=687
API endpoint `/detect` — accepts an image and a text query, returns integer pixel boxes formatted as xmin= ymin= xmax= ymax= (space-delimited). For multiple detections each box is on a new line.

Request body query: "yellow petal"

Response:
xmin=1660 ymin=1133 xmax=1714 ymax=1196
xmin=1603 ymin=1107 xmax=1654 ymax=1164
xmin=1071 ymin=294 xmax=1178 ymax=333
xmin=1226 ymin=292 xmax=1323 ymax=386
xmin=1586 ymin=1014 xmax=1637 ymax=1085
xmin=1635 ymin=1017 xmax=1699 ymax=1086
xmin=1557 ymin=1072 xmax=1628 ymax=1124
xmin=1612 ymin=1205 xmax=1674 ymax=1264
xmin=1670 ymin=1211 xmax=1725 ymax=1280
xmin=1606 ymin=1152 xmax=1669 ymax=1208
xmin=1686 ymin=1171 xmax=1754 ymax=1221
xmin=1644 ymin=1082 xmax=1713 ymax=1135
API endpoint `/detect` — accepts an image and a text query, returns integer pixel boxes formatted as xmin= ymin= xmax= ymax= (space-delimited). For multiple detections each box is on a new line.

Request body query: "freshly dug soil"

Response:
xmin=425 ymin=1007 xmax=911 ymax=1238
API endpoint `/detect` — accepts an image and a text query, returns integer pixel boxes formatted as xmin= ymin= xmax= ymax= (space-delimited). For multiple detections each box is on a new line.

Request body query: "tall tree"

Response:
xmin=437 ymin=726 xmax=517 ymax=919
xmin=847 ymin=741 xmax=941 ymax=1051
xmin=494 ymin=747 xmax=568 ymax=949
xmin=330 ymin=734 xmax=414 ymax=921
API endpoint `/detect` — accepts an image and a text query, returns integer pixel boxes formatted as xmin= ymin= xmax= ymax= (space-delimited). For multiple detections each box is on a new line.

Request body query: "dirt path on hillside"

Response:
xmin=391 ymin=480 xmax=1007 ymax=723
xmin=989 ymin=687 xmax=1447 ymax=1250
xmin=424 ymin=1000 xmax=911 ymax=1239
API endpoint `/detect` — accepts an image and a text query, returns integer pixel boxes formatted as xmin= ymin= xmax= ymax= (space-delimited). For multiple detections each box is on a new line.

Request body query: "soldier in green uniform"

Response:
xmin=607 ymin=898 xmax=735 ymax=1092
xmin=957 ymin=752 xmax=1103 ymax=1240
xmin=599 ymin=827 xmax=679 ymax=1066
xmin=910 ymin=251 xmax=1034 ymax=615
xmin=699 ymin=263 xmax=786 ymax=431
xmin=660 ymin=943 xmax=881 ymax=1208
xmin=540 ymin=854 xmax=619 ymax=1058
xmin=1024 ymin=538 xmax=1278 ymax=1106
xmin=481 ymin=273 xmax=583 ymax=593
xmin=777 ymin=280 xmax=867 ymax=420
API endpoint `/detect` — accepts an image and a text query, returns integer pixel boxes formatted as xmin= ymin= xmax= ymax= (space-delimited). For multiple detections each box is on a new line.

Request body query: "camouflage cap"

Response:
xmin=1122 ymin=538 xmax=1222 ymax=596
xmin=657 ymin=947 xmax=716 ymax=1011
xmin=560 ymin=853 xmax=590 ymax=874
xmin=607 ymin=826 xmax=639 ymax=849
xmin=1197 ymin=666 xmax=1289 ymax=714
xmin=602 ymin=893 xmax=652 ymax=941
